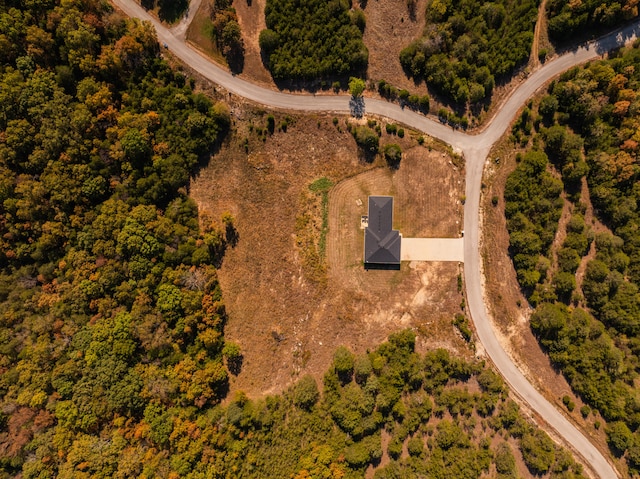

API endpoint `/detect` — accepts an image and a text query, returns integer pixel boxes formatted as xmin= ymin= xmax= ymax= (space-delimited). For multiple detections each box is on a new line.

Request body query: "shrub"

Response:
xmin=383 ymin=144 xmax=402 ymax=169
xmin=562 ymin=394 xmax=575 ymax=412
xmin=353 ymin=126 xmax=379 ymax=158
xmin=293 ymin=374 xmax=320 ymax=410
xmin=606 ymin=421 xmax=634 ymax=456
xmin=333 ymin=346 xmax=355 ymax=382
xmin=387 ymin=436 xmax=403 ymax=459
xmin=266 ymin=114 xmax=275 ymax=134
xmin=520 ymin=430 xmax=555 ymax=475
xmin=494 ymin=443 xmax=516 ymax=475
xmin=258 ymin=28 xmax=279 ymax=54
xmin=407 ymin=436 xmax=424 ymax=457
xmin=349 ymin=77 xmax=366 ymax=97
xmin=354 ymin=354 xmax=372 ymax=384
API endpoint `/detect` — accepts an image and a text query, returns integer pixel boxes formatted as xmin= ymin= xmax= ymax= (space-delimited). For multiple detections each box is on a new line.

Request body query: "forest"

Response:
xmin=547 ymin=0 xmax=639 ymax=41
xmin=259 ymin=0 xmax=368 ymax=82
xmin=505 ymin=41 xmax=640 ymax=472
xmin=399 ymin=0 xmax=537 ymax=108
xmin=0 ymin=0 xmax=615 ymax=477
xmin=0 ymin=0 xmax=233 ymax=476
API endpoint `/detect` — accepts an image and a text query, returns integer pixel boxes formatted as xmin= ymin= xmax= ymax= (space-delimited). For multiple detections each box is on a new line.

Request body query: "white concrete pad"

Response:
xmin=401 ymin=237 xmax=464 ymax=262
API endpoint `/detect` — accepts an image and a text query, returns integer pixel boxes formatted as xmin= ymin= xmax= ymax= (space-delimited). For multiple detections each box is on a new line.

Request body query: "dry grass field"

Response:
xmin=190 ymin=112 xmax=469 ymax=397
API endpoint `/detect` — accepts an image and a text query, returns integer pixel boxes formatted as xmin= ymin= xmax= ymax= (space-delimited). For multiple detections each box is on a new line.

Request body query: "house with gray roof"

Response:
xmin=364 ymin=196 xmax=401 ymax=269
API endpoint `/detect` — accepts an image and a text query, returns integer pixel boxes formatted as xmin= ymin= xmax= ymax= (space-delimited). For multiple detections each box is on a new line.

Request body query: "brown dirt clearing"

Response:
xmin=361 ymin=0 xmax=430 ymax=93
xmin=190 ymin=113 xmax=469 ymax=397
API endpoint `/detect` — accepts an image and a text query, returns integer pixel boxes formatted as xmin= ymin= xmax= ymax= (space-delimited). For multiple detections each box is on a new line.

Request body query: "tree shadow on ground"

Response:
xmin=158 ymin=0 xmax=188 ymax=23
xmin=350 ymin=96 xmax=365 ymax=118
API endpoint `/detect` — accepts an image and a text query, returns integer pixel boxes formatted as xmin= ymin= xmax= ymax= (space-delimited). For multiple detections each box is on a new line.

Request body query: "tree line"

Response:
xmin=505 ymin=41 xmax=640 ymax=472
xmin=547 ymin=0 xmax=639 ymax=41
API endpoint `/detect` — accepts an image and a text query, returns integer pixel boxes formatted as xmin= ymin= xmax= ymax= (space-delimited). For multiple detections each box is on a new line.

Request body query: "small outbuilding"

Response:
xmin=364 ymin=196 xmax=401 ymax=269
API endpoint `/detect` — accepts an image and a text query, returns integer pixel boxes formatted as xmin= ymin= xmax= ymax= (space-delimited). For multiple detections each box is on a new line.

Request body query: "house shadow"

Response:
xmin=364 ymin=263 xmax=401 ymax=271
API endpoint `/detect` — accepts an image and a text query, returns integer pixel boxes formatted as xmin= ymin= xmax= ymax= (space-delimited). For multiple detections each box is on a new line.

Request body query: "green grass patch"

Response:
xmin=309 ymin=177 xmax=333 ymax=256
xmin=309 ymin=176 xmax=334 ymax=193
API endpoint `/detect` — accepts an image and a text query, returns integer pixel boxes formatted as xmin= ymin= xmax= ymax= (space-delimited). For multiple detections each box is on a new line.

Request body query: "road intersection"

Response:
xmin=110 ymin=1 xmax=640 ymax=475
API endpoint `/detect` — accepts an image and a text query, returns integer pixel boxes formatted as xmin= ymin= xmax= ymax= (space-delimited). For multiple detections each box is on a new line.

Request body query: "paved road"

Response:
xmin=110 ymin=2 xmax=640 ymax=476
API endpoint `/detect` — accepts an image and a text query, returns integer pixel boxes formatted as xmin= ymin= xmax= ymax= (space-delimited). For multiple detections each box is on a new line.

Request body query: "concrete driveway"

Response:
xmin=401 ymin=237 xmax=464 ymax=262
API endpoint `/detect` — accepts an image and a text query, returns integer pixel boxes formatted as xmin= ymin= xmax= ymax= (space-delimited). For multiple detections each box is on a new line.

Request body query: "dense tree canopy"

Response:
xmin=0 ymin=1 xmax=599 ymax=477
xmin=547 ymin=0 xmax=639 ymax=41
xmin=260 ymin=0 xmax=368 ymax=82
xmin=506 ymin=41 xmax=640 ymax=470
xmin=399 ymin=0 xmax=537 ymax=107
xmin=0 ymin=0 xmax=232 ymax=476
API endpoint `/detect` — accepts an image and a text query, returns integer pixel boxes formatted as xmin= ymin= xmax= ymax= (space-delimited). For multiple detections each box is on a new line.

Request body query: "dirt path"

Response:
xmin=549 ymin=191 xmax=573 ymax=275
xmin=530 ymin=0 xmax=548 ymax=67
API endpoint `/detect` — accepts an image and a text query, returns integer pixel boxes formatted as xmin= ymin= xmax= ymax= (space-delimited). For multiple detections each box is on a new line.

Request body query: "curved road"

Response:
xmin=111 ymin=1 xmax=640 ymax=476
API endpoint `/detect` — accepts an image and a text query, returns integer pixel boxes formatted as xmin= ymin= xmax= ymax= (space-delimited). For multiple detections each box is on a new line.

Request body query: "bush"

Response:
xmin=266 ymin=114 xmax=275 ymax=134
xmin=494 ymin=443 xmax=516 ymax=475
xmin=354 ymin=355 xmax=372 ymax=384
xmin=293 ymin=374 xmax=320 ymax=410
xmin=333 ymin=346 xmax=355 ymax=382
xmin=606 ymin=421 xmax=634 ymax=456
xmin=520 ymin=430 xmax=555 ymax=475
xmin=353 ymin=126 xmax=379 ymax=158
xmin=387 ymin=436 xmax=403 ymax=459
xmin=562 ymin=394 xmax=575 ymax=412
xmin=407 ymin=436 xmax=424 ymax=457
xmin=553 ymin=271 xmax=576 ymax=300
xmin=383 ymin=144 xmax=402 ymax=169
xmin=344 ymin=442 xmax=370 ymax=467
xmin=258 ymin=28 xmax=279 ymax=54
xmin=418 ymin=95 xmax=430 ymax=112
xmin=349 ymin=77 xmax=366 ymax=97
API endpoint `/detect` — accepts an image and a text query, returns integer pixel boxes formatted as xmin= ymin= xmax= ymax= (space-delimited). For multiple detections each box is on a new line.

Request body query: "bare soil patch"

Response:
xmin=190 ymin=112 xmax=469 ymax=397
xmin=230 ymin=0 xmax=274 ymax=87
xmin=361 ymin=0 xmax=429 ymax=93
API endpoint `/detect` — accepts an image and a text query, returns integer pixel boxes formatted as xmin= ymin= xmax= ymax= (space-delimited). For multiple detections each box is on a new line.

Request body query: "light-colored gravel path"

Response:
xmin=401 ymin=238 xmax=464 ymax=262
